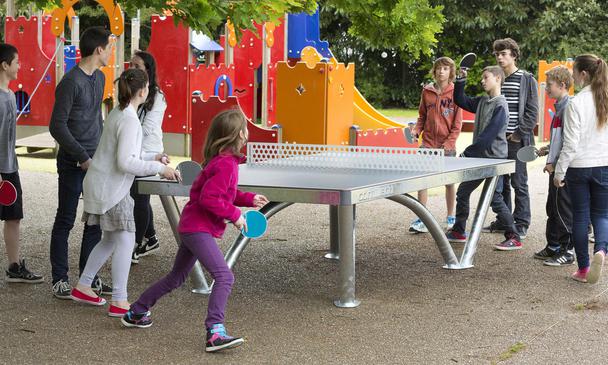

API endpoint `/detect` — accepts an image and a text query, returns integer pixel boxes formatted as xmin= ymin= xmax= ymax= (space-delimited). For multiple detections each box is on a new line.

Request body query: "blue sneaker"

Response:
xmin=446 ymin=216 xmax=456 ymax=230
xmin=446 ymin=229 xmax=468 ymax=243
xmin=409 ymin=218 xmax=428 ymax=234
xmin=206 ymin=324 xmax=244 ymax=352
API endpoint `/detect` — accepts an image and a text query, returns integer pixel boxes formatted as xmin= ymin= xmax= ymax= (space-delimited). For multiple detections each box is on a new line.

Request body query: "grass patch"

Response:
xmin=494 ymin=341 xmax=526 ymax=363
xmin=377 ymin=108 xmax=419 ymax=120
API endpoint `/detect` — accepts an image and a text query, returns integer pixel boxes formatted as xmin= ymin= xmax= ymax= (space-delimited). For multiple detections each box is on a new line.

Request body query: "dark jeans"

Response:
xmin=131 ymin=232 xmax=234 ymax=330
xmin=545 ymin=172 xmax=573 ymax=252
xmin=49 ymin=151 xmax=102 ymax=284
xmin=565 ymin=166 xmax=608 ymax=270
xmin=500 ymin=140 xmax=531 ymax=231
xmin=453 ymin=176 xmax=518 ymax=239
xmin=130 ymin=179 xmax=156 ymax=244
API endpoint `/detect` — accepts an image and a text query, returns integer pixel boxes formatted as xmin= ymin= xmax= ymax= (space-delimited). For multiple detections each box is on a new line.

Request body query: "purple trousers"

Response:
xmin=131 ymin=232 xmax=235 ymax=330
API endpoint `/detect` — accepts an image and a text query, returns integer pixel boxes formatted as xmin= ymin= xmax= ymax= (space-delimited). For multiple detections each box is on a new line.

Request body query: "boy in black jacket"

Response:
xmin=447 ymin=66 xmax=523 ymax=251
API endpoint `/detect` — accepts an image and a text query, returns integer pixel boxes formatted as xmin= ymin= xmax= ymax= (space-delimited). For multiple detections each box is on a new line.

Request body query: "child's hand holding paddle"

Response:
xmin=160 ymin=166 xmax=182 ymax=183
xmin=234 ymin=215 xmax=247 ymax=232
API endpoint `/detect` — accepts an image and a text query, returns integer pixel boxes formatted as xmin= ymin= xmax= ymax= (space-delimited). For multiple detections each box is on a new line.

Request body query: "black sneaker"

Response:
xmin=131 ymin=244 xmax=141 ymax=265
xmin=121 ymin=310 xmax=153 ymax=328
xmin=52 ymin=279 xmax=72 ymax=299
xmin=482 ymin=221 xmax=506 ymax=234
xmin=206 ymin=324 xmax=244 ymax=352
xmin=136 ymin=236 xmax=160 ymax=257
xmin=6 ymin=260 xmax=44 ymax=284
xmin=544 ymin=251 xmax=575 ymax=267
xmin=533 ymin=247 xmax=558 ymax=260
xmin=92 ymin=277 xmax=113 ymax=296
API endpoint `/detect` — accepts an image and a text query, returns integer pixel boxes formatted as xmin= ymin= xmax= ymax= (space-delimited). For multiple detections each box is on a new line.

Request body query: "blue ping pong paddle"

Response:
xmin=241 ymin=210 xmax=267 ymax=239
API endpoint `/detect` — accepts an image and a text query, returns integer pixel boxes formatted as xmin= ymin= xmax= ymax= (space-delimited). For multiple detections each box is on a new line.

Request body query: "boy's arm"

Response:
xmin=413 ymin=91 xmax=426 ymax=136
xmin=49 ymin=79 xmax=90 ymax=163
xmin=512 ymin=74 xmax=539 ymax=143
xmin=453 ymin=79 xmax=481 ymax=113
xmin=443 ymin=105 xmax=462 ymax=151
xmin=462 ymin=106 xmax=507 ymax=157
xmin=546 ymin=127 xmax=562 ymax=165
xmin=555 ymin=103 xmax=580 ymax=182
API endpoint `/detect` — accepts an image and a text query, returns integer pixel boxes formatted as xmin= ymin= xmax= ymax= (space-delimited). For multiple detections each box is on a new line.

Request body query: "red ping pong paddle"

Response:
xmin=0 ymin=180 xmax=17 ymax=206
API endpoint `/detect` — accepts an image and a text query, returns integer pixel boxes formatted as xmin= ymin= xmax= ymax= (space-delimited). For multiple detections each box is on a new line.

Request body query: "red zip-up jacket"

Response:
xmin=178 ymin=152 xmax=256 ymax=238
xmin=413 ymin=82 xmax=462 ymax=151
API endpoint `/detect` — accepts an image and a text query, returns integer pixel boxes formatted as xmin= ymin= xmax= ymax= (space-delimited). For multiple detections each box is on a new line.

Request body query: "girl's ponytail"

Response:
xmin=116 ymin=68 xmax=148 ymax=110
xmin=574 ymin=54 xmax=608 ymax=128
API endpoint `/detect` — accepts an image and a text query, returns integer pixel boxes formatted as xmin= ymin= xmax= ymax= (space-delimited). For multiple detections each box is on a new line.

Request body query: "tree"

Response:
xmin=20 ymin=0 xmax=318 ymax=37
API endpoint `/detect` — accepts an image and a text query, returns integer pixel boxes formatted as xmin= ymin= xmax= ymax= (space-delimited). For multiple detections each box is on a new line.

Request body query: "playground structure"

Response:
xmin=4 ymin=1 xmax=565 ymax=157
xmin=5 ymin=4 xmax=421 ymax=157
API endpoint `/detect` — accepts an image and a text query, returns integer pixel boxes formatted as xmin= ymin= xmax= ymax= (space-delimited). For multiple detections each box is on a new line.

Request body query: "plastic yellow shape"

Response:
xmin=51 ymin=0 xmax=124 ymax=37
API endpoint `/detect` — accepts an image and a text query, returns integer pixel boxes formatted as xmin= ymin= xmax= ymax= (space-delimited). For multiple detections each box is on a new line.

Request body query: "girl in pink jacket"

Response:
xmin=122 ymin=109 xmax=268 ymax=353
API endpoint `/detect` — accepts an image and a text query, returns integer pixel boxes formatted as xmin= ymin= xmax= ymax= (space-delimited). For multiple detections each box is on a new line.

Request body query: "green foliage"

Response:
xmin=325 ymin=0 xmax=444 ymax=56
xmin=18 ymin=0 xmax=318 ymax=38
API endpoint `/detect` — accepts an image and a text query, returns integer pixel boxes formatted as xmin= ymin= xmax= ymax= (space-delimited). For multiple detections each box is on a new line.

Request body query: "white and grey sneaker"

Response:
xmin=408 ymin=218 xmax=428 ymax=234
xmin=52 ymin=279 xmax=72 ymax=299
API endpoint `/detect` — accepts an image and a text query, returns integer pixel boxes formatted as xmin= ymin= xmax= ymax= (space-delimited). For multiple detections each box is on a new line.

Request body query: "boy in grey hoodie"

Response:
xmin=533 ymin=66 xmax=574 ymax=266
xmin=447 ymin=66 xmax=523 ymax=251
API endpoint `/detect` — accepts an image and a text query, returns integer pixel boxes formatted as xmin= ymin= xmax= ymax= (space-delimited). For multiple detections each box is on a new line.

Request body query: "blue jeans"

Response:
xmin=565 ymin=166 xmax=608 ymax=269
xmin=453 ymin=176 xmax=518 ymax=239
xmin=49 ymin=150 xmax=102 ymax=284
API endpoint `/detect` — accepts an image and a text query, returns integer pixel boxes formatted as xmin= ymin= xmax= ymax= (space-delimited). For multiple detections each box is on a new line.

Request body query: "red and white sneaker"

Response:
xmin=571 ymin=268 xmax=589 ymax=283
xmin=108 ymin=305 xmax=129 ymax=317
xmin=494 ymin=234 xmax=523 ymax=251
xmin=70 ymin=287 xmax=107 ymax=306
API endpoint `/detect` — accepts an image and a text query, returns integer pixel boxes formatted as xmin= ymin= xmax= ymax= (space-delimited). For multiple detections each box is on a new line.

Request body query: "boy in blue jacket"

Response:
xmin=447 ymin=66 xmax=523 ymax=251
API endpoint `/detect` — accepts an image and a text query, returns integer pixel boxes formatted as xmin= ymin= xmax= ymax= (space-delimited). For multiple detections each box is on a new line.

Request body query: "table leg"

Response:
xmin=388 ymin=194 xmax=459 ymax=269
xmin=225 ymin=202 xmax=293 ymax=269
xmin=158 ymin=195 xmax=211 ymax=294
xmin=459 ymin=176 xmax=499 ymax=268
xmin=334 ymin=204 xmax=360 ymax=308
xmin=325 ymin=205 xmax=340 ymax=260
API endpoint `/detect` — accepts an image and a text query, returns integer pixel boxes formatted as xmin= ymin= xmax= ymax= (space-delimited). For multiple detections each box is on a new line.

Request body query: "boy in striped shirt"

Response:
xmin=485 ymin=38 xmax=539 ymax=248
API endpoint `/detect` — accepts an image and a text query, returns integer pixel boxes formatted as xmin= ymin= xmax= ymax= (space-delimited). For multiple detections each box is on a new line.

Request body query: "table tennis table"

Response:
xmin=138 ymin=143 xmax=515 ymax=308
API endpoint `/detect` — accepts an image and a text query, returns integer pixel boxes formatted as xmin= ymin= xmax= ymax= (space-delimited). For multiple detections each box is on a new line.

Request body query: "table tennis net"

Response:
xmin=247 ymin=143 xmax=444 ymax=172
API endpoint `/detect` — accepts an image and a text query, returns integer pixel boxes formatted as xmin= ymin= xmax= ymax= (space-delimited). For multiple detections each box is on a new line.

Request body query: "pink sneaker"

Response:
xmin=71 ymin=287 xmax=107 ymax=306
xmin=587 ymin=251 xmax=605 ymax=284
xmin=108 ymin=305 xmax=129 ymax=317
xmin=571 ymin=268 xmax=589 ymax=283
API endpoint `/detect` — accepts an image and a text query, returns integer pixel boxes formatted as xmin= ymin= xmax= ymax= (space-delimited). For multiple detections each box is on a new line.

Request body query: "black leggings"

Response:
xmin=130 ymin=179 xmax=156 ymax=244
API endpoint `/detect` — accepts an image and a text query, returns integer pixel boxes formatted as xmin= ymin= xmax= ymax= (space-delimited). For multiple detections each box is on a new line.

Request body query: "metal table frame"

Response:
xmin=138 ymin=158 xmax=513 ymax=308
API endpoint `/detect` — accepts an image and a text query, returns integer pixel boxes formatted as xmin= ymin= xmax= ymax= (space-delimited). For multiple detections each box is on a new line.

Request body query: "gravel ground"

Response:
xmin=1 ymin=152 xmax=607 ymax=364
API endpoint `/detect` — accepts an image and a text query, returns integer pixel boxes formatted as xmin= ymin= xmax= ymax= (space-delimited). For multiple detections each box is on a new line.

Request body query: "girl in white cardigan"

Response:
xmin=70 ymin=69 xmax=180 ymax=317
xmin=554 ymin=54 xmax=608 ymax=284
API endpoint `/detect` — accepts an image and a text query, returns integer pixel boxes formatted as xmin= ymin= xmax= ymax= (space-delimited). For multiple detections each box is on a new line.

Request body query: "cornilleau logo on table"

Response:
xmin=358 ymin=186 xmax=394 ymax=202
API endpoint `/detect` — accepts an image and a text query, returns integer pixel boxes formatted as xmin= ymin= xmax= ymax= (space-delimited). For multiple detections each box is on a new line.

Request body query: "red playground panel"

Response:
xmin=147 ymin=15 xmax=190 ymax=134
xmin=351 ymin=126 xmax=417 ymax=148
xmin=188 ymin=64 xmax=236 ymax=104
xmin=5 ymin=16 xmax=57 ymax=127
xmin=190 ymin=96 xmax=281 ymax=163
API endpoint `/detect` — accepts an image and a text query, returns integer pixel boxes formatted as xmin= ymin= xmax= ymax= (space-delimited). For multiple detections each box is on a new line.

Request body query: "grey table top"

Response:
xmin=138 ymin=157 xmax=515 ymax=205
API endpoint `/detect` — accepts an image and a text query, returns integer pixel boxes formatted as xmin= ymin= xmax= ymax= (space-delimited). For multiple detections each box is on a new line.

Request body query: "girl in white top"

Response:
xmin=129 ymin=51 xmax=167 ymax=262
xmin=554 ymin=54 xmax=608 ymax=284
xmin=70 ymin=69 xmax=180 ymax=317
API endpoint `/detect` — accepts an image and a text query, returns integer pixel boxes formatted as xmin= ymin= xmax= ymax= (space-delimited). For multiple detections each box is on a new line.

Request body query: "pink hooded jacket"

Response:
xmin=413 ymin=82 xmax=462 ymax=151
xmin=178 ymin=152 xmax=256 ymax=238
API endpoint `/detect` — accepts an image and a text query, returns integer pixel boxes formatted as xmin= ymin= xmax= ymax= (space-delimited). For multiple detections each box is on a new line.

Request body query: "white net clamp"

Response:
xmin=247 ymin=143 xmax=444 ymax=172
